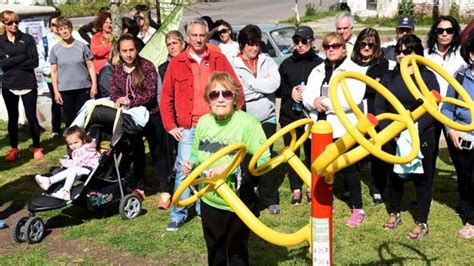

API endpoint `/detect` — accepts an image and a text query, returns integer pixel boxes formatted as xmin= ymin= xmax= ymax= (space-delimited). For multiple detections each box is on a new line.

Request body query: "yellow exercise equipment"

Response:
xmin=172 ymin=54 xmax=474 ymax=249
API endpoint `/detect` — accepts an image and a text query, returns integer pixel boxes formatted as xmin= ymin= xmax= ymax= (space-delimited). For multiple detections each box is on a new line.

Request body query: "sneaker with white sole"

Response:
xmin=167 ymin=221 xmax=183 ymax=232
xmin=346 ymin=208 xmax=365 ymax=227
xmin=268 ymin=204 xmax=280 ymax=215
xmin=290 ymin=190 xmax=302 ymax=205
xmin=459 ymin=223 xmax=474 ymax=239
xmin=35 ymin=175 xmax=51 ymax=191
xmin=51 ymin=188 xmax=71 ymax=201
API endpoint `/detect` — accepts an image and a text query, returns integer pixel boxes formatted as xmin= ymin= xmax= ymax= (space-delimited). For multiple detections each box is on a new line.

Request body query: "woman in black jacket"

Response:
xmin=277 ymin=26 xmax=323 ymax=205
xmin=375 ymin=34 xmax=440 ymax=240
xmin=351 ymin=28 xmax=389 ymax=204
xmin=0 ymin=10 xmax=42 ymax=162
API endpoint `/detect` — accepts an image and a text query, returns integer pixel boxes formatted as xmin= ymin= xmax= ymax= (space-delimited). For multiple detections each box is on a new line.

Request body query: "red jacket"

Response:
xmin=160 ymin=48 xmax=244 ymax=132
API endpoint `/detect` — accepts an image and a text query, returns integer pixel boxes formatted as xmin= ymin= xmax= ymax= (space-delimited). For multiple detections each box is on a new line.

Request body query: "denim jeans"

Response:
xmin=170 ymin=127 xmax=200 ymax=223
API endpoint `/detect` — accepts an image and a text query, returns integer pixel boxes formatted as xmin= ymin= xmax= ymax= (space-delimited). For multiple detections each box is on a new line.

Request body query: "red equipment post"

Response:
xmin=310 ymin=120 xmax=333 ymax=266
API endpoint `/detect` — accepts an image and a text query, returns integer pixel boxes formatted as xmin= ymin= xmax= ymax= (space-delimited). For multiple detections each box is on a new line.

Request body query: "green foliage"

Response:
xmin=398 ymin=0 xmax=414 ymax=17
xmin=304 ymin=3 xmax=317 ymax=17
xmin=56 ymin=0 xmax=110 ymax=17
xmin=449 ymin=2 xmax=460 ymax=18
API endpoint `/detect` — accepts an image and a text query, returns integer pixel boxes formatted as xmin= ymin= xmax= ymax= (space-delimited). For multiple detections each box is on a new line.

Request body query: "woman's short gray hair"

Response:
xmin=186 ymin=17 xmax=208 ymax=34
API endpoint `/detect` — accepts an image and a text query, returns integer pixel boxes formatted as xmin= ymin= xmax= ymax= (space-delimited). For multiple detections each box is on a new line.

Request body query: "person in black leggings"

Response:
xmin=0 ymin=10 xmax=43 ymax=162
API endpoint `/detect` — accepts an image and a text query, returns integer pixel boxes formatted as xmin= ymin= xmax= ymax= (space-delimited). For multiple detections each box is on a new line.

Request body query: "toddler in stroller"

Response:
xmin=35 ymin=126 xmax=100 ymax=201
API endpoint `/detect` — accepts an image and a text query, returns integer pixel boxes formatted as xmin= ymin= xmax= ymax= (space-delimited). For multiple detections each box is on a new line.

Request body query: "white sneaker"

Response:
xmin=35 ymin=175 xmax=51 ymax=191
xmin=51 ymin=188 xmax=71 ymax=201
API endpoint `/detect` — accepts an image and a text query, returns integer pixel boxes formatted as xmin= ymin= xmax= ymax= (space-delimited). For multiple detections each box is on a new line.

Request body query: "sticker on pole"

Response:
xmin=312 ymin=218 xmax=330 ymax=265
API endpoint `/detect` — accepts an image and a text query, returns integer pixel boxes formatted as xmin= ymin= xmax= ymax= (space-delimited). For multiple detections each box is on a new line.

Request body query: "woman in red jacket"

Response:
xmin=91 ymin=11 xmax=113 ymax=75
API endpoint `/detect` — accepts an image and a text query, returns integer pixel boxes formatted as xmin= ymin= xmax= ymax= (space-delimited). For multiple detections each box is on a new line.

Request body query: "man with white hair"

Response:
xmin=160 ymin=17 xmax=244 ymax=231
xmin=335 ymin=11 xmax=356 ymax=56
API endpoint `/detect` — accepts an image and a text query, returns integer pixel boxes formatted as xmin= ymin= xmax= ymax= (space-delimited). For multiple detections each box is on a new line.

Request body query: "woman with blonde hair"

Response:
xmin=134 ymin=8 xmax=156 ymax=44
xmin=303 ymin=32 xmax=369 ymax=227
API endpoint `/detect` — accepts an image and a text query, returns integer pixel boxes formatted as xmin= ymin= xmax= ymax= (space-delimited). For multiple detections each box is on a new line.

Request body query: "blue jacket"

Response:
xmin=441 ymin=67 xmax=474 ymax=135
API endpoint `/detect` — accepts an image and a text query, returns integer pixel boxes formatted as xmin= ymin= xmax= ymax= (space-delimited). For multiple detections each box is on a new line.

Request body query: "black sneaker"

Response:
xmin=290 ymin=190 xmax=302 ymax=205
xmin=372 ymin=193 xmax=384 ymax=205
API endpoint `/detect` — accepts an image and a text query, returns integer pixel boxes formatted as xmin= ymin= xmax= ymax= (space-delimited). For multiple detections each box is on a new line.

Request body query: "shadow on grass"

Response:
xmin=360 ymin=241 xmax=438 ymax=264
xmin=249 ymin=233 xmax=310 ymax=265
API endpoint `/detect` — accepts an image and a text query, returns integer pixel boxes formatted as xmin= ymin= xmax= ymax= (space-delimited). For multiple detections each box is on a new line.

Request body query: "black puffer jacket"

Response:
xmin=277 ymin=49 xmax=323 ymax=124
xmin=0 ymin=31 xmax=38 ymax=90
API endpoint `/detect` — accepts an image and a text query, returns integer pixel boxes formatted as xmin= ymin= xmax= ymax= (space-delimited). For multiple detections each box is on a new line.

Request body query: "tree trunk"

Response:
xmin=110 ymin=0 xmax=122 ymax=38
xmin=155 ymin=0 xmax=162 ymax=29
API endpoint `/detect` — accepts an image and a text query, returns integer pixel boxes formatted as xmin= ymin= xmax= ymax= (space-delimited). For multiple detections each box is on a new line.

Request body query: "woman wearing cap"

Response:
xmin=183 ymin=71 xmax=270 ymax=265
xmin=303 ymin=32 xmax=369 ymax=228
xmin=375 ymin=34 xmax=440 ymax=240
xmin=441 ymin=30 xmax=474 ymax=239
xmin=232 ymin=24 xmax=281 ymax=215
xmin=351 ymin=28 xmax=389 ymax=204
xmin=425 ymin=15 xmax=466 ymax=97
xmin=278 ymin=25 xmax=323 ymax=205
xmin=0 ymin=10 xmax=43 ymax=162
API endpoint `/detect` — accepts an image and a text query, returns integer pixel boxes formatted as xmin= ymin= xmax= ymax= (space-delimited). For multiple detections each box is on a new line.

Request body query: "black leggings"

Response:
xmin=60 ymin=88 xmax=90 ymax=127
xmin=2 ymin=88 xmax=41 ymax=148
xmin=48 ymin=83 xmax=62 ymax=133
xmin=143 ymin=112 xmax=173 ymax=193
xmin=201 ymin=201 xmax=250 ymax=266
xmin=388 ymin=126 xmax=438 ymax=223
xmin=257 ymin=122 xmax=279 ymax=207
xmin=281 ymin=121 xmax=311 ymax=192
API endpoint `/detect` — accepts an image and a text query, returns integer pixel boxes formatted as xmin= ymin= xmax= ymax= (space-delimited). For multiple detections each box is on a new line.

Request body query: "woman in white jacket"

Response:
xmin=302 ymin=32 xmax=368 ymax=228
xmin=232 ymin=24 xmax=281 ymax=215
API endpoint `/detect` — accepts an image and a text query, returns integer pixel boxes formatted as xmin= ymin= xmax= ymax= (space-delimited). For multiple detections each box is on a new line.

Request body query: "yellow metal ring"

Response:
xmin=171 ymin=143 xmax=247 ymax=207
xmin=248 ymin=118 xmax=313 ymax=176
xmin=400 ymin=54 xmax=474 ymax=132
xmin=329 ymin=71 xmax=420 ymax=164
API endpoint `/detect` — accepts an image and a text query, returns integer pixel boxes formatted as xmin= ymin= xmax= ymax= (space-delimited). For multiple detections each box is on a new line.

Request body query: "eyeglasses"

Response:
xmin=436 ymin=27 xmax=454 ymax=35
xmin=134 ymin=16 xmax=145 ymax=21
xmin=293 ymin=37 xmax=309 ymax=45
xmin=3 ymin=20 xmax=19 ymax=26
xmin=359 ymin=42 xmax=376 ymax=49
xmin=208 ymin=90 xmax=234 ymax=101
xmin=323 ymin=43 xmax=342 ymax=50
xmin=219 ymin=29 xmax=229 ymax=34
xmin=396 ymin=48 xmax=413 ymax=55
xmin=51 ymin=23 xmax=57 ymax=27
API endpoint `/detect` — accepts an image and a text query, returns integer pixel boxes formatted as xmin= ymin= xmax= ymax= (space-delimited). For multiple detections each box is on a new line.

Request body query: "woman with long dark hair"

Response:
xmin=425 ymin=15 xmax=466 ymax=97
xmin=109 ymin=34 xmax=159 ymax=199
xmin=351 ymin=28 xmax=389 ymax=204
xmin=375 ymin=34 xmax=440 ymax=240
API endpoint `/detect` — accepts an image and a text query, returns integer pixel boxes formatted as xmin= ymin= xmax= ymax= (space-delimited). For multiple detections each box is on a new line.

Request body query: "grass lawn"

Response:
xmin=0 ymin=121 xmax=472 ymax=264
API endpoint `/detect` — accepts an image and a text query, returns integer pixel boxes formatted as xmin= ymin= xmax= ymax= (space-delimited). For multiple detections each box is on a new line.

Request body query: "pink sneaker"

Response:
xmin=346 ymin=208 xmax=365 ymax=227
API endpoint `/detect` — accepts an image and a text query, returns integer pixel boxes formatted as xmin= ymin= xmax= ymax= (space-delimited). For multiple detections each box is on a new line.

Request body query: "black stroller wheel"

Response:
xmin=11 ymin=216 xmax=29 ymax=243
xmin=25 ymin=217 xmax=45 ymax=244
xmin=119 ymin=194 xmax=142 ymax=220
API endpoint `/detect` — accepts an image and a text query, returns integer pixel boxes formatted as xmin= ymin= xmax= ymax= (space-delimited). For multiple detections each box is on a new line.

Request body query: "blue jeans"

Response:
xmin=170 ymin=127 xmax=200 ymax=223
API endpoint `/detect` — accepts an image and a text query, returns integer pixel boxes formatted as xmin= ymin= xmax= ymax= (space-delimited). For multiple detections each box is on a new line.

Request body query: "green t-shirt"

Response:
xmin=191 ymin=110 xmax=271 ymax=211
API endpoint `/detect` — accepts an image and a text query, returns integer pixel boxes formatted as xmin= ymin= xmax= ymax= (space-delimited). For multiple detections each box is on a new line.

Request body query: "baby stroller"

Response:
xmin=11 ymin=101 xmax=148 ymax=244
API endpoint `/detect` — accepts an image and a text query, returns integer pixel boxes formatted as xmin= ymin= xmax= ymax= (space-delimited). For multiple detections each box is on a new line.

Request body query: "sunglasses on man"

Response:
xmin=292 ymin=37 xmax=310 ymax=45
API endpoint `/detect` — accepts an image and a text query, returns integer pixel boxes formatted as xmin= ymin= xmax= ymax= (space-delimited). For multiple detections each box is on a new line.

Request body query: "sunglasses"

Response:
xmin=293 ymin=37 xmax=309 ymax=45
xmin=323 ymin=43 xmax=342 ymax=50
xmin=3 ymin=20 xmax=19 ymax=26
xmin=219 ymin=29 xmax=230 ymax=34
xmin=208 ymin=90 xmax=234 ymax=101
xmin=134 ymin=16 xmax=145 ymax=21
xmin=359 ymin=42 xmax=376 ymax=49
xmin=51 ymin=23 xmax=58 ymax=27
xmin=396 ymin=48 xmax=413 ymax=55
xmin=436 ymin=27 xmax=454 ymax=35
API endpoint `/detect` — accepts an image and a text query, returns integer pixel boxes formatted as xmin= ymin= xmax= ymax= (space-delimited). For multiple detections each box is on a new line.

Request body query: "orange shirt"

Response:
xmin=189 ymin=50 xmax=212 ymax=127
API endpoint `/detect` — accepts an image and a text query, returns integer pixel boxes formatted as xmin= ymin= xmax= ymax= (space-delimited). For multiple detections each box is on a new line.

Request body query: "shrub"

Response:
xmin=398 ymin=0 xmax=414 ymax=17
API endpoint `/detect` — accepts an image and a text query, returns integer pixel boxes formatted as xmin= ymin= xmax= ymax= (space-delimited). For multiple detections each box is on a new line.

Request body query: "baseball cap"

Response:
xmin=293 ymin=26 xmax=314 ymax=40
xmin=396 ymin=16 xmax=415 ymax=29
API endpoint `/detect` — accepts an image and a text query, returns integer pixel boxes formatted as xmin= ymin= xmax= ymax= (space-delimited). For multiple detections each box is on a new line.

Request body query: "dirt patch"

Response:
xmin=0 ymin=210 xmax=156 ymax=264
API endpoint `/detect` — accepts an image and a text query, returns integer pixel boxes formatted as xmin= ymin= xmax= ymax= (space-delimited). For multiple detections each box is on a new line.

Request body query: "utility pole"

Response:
xmin=156 ymin=0 xmax=162 ymax=29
